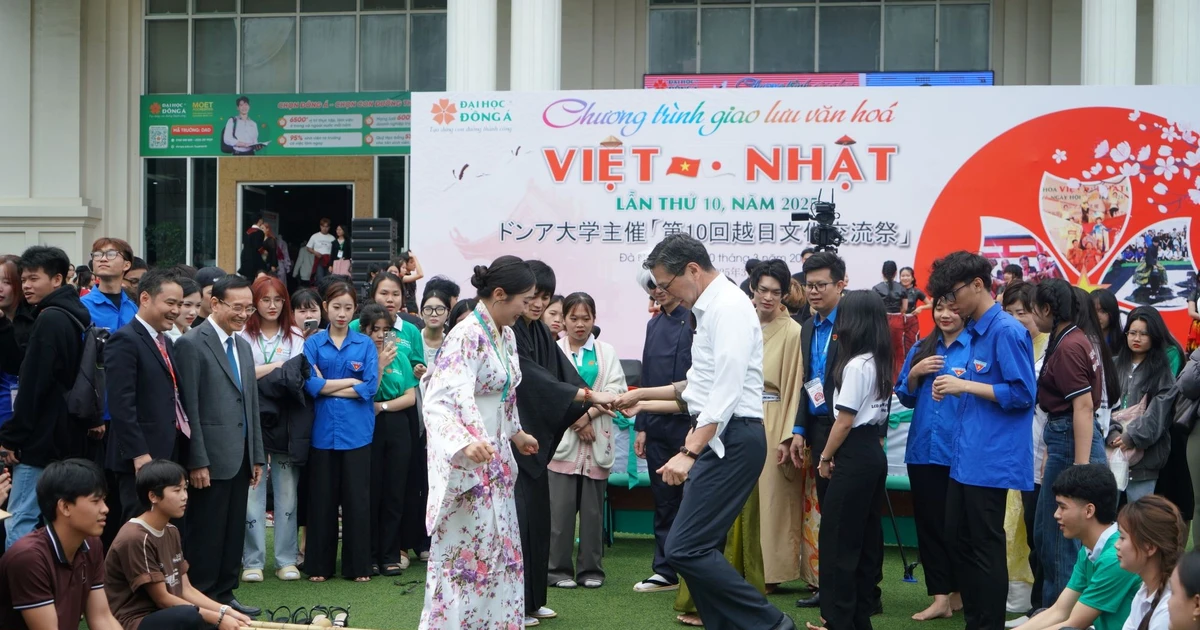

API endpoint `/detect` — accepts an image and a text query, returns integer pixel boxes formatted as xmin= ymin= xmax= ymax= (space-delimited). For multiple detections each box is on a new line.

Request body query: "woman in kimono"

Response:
xmin=419 ymin=256 xmax=541 ymax=630
xmin=750 ymin=260 xmax=807 ymax=590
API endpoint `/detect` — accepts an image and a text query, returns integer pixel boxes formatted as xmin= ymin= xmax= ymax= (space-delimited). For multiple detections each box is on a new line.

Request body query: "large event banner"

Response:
xmin=140 ymin=92 xmax=411 ymax=157
xmin=411 ymin=88 xmax=1200 ymax=358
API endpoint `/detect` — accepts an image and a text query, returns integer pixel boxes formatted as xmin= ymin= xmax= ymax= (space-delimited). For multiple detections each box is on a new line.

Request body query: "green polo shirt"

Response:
xmin=376 ymin=352 xmax=418 ymax=402
xmin=349 ymin=316 xmax=425 ymax=369
xmin=1065 ymin=524 xmax=1141 ymax=630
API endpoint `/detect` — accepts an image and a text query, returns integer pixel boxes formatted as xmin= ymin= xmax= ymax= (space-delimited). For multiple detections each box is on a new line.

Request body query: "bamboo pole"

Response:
xmin=243 ymin=621 xmax=382 ymax=630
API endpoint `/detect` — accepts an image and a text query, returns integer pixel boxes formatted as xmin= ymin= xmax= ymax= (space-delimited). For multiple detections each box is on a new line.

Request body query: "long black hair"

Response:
xmin=1033 ymin=279 xmax=1120 ymax=404
xmin=882 ymin=260 xmax=898 ymax=292
xmin=446 ymin=298 xmax=479 ymax=334
xmin=1115 ymin=306 xmax=1177 ymax=407
xmin=908 ymin=296 xmax=961 ymax=387
xmin=1090 ymin=288 xmax=1123 ymax=355
xmin=830 ymin=290 xmax=894 ymax=398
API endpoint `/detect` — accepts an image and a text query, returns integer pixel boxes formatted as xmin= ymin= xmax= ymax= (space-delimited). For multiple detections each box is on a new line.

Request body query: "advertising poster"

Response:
xmin=140 ymin=92 xmax=411 ymax=157
xmin=644 ymin=71 xmax=994 ymax=89
xmin=411 ymin=87 xmax=1200 ymax=358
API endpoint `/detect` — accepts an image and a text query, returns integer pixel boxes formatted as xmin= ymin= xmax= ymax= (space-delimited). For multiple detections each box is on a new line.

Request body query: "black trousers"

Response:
xmin=398 ymin=419 xmax=431 ymax=555
xmin=819 ymin=425 xmax=886 ymax=630
xmin=307 ymin=445 xmax=371 ymax=579
xmin=907 ymin=463 xmax=957 ymax=596
xmin=515 ymin=469 xmax=552 ymax=615
xmin=666 ymin=417 xmax=783 ymax=630
xmin=185 ymin=454 xmax=251 ymax=603
xmin=370 ymin=410 xmax=412 ymax=566
xmin=138 ymin=605 xmax=206 ymax=629
xmin=1021 ymin=485 xmax=1043 ymax=609
xmin=945 ymin=479 xmax=1008 ymax=630
xmin=643 ymin=416 xmax=690 ymax=583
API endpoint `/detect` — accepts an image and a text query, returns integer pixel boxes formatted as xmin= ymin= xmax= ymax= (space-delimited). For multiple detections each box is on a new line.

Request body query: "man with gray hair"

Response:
xmin=616 ymin=234 xmax=794 ymax=629
xmin=629 ymin=265 xmax=694 ymax=593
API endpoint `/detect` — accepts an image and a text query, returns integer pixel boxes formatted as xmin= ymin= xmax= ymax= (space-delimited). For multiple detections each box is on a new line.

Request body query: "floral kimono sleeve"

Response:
xmin=423 ymin=323 xmax=490 ymax=532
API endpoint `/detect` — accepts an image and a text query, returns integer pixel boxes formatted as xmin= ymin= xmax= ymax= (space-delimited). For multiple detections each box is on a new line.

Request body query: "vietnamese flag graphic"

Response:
xmin=666 ymin=156 xmax=701 ymax=177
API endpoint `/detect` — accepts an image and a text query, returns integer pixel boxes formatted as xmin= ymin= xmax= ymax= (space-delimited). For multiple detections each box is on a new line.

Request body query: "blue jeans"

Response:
xmin=242 ymin=453 xmax=300 ymax=570
xmin=5 ymin=464 xmax=44 ymax=549
xmin=1125 ymin=479 xmax=1157 ymax=503
xmin=1034 ymin=414 xmax=1106 ymax=608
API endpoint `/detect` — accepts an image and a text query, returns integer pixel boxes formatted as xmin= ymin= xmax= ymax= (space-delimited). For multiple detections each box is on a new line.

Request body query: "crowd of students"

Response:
xmin=2 ymin=232 xmax=1200 ymax=630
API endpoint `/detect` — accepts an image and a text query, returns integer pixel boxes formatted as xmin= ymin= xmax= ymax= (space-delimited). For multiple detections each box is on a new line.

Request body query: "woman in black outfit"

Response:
xmin=810 ymin=290 xmax=894 ymax=630
xmin=1090 ymin=288 xmax=1123 ymax=356
xmin=873 ymin=261 xmax=909 ymax=377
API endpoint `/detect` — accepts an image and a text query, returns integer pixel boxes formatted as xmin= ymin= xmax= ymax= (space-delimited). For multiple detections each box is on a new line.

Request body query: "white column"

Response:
xmin=510 ymin=0 xmax=561 ymax=91
xmin=1152 ymin=0 xmax=1200 ymax=84
xmin=446 ymin=0 xmax=497 ymax=91
xmin=1080 ymin=0 xmax=1137 ymax=85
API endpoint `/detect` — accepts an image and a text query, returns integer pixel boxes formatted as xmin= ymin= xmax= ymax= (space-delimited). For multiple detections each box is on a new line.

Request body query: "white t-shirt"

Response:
xmin=307 ymin=232 xmax=336 ymax=256
xmin=1121 ymin=581 xmax=1171 ymax=630
xmin=832 ymin=353 xmax=889 ymax=427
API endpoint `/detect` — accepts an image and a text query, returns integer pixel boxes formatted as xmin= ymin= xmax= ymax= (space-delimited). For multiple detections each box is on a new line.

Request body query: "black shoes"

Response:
xmin=796 ymin=591 xmax=820 ymax=608
xmin=224 ymin=598 xmax=261 ymax=617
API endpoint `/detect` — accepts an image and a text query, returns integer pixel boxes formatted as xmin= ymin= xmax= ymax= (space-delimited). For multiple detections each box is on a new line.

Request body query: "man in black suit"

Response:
xmin=105 ymin=268 xmax=188 ymax=521
xmin=175 ymin=275 xmax=264 ymax=617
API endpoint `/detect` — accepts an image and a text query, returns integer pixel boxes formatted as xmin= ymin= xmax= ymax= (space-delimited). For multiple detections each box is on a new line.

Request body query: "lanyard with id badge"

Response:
xmin=805 ymin=324 xmax=835 ymax=409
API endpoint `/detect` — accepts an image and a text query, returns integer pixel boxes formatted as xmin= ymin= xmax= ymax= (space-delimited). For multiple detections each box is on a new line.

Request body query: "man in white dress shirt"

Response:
xmin=223 ymin=96 xmax=260 ymax=156
xmin=621 ymin=234 xmax=795 ymax=630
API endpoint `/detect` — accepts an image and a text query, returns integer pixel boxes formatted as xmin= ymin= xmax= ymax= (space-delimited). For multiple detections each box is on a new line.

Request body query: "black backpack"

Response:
xmin=44 ymin=307 xmax=109 ymax=424
xmin=220 ymin=117 xmax=237 ymax=154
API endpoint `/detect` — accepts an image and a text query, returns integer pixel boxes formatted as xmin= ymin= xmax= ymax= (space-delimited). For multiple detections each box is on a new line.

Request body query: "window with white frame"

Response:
xmin=144 ymin=0 xmax=448 ymax=95
xmin=648 ymin=0 xmax=990 ymax=75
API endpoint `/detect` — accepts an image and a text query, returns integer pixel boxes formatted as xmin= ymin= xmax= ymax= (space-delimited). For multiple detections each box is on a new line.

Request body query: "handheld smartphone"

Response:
xmin=384 ymin=329 xmax=398 ymax=345
xmin=303 ymin=319 xmax=319 ymax=331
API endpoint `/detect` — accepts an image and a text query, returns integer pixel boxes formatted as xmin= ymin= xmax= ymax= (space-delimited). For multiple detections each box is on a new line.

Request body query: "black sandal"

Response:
xmin=382 ymin=563 xmax=403 ymax=576
xmin=266 ymin=606 xmax=292 ymax=622
xmin=308 ymin=605 xmax=330 ymax=626
xmin=291 ymin=608 xmax=313 ymax=624
xmin=395 ymin=579 xmax=422 ymax=595
xmin=328 ymin=605 xmax=350 ymax=627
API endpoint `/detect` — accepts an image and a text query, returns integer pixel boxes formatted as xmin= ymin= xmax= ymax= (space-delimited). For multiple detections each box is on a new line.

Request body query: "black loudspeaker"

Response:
xmin=351 ymin=218 xmax=397 ymax=241
xmin=355 ymin=239 xmax=393 ymax=257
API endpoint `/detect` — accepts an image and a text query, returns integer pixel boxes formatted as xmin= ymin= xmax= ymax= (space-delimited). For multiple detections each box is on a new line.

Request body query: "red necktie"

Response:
xmin=156 ymin=334 xmax=191 ymax=438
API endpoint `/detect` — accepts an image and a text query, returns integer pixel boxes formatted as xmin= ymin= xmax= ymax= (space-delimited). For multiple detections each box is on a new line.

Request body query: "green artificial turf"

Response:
xmin=227 ymin=533 xmax=961 ymax=630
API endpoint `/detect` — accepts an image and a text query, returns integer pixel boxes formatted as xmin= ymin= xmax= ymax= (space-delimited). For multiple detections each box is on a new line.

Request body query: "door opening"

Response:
xmin=240 ymin=183 xmax=353 ymax=293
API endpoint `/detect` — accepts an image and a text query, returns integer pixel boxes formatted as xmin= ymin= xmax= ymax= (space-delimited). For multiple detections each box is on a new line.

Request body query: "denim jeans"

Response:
xmin=1034 ymin=414 xmax=1107 ymax=608
xmin=5 ymin=464 xmax=44 ymax=549
xmin=1125 ymin=479 xmax=1157 ymax=503
xmin=242 ymin=453 xmax=300 ymax=570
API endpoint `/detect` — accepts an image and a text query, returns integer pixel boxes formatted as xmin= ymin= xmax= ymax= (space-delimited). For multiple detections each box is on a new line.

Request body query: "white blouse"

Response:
xmin=1121 ymin=581 xmax=1171 ymax=630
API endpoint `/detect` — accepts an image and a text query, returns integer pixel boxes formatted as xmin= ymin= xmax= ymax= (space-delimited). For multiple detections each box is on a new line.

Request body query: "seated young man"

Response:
xmin=105 ymin=459 xmax=252 ymax=630
xmin=1015 ymin=464 xmax=1141 ymax=630
xmin=0 ymin=459 xmax=121 ymax=630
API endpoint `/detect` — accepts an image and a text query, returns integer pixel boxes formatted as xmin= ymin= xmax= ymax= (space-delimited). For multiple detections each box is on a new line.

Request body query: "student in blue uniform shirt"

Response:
xmin=925 ymin=251 xmax=1036 ymax=630
xmin=81 ymin=237 xmax=138 ymax=333
xmin=302 ymin=281 xmax=379 ymax=583
xmin=895 ymin=295 xmax=969 ymax=621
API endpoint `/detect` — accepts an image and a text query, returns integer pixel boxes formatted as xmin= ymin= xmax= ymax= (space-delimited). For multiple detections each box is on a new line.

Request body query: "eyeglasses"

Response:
xmin=422 ymin=305 xmax=448 ymax=316
xmin=91 ymin=250 xmax=123 ymax=261
xmin=1126 ymin=330 xmax=1150 ymax=339
xmin=754 ymin=286 xmax=783 ymax=298
xmin=219 ymin=299 xmax=256 ymax=316
xmin=655 ymin=274 xmax=680 ymax=293
xmin=802 ymin=281 xmax=835 ymax=293
xmin=258 ymin=297 xmax=284 ymax=307
xmin=941 ymin=283 xmax=973 ymax=304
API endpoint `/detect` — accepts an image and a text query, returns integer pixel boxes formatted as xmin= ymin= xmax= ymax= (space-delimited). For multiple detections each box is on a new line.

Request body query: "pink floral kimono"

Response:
xmin=419 ymin=304 xmax=525 ymax=630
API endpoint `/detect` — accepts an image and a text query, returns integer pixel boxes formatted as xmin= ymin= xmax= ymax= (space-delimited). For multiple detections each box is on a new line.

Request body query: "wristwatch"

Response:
xmin=382 ymin=402 xmax=390 ymax=411
xmin=679 ymin=447 xmax=699 ymax=460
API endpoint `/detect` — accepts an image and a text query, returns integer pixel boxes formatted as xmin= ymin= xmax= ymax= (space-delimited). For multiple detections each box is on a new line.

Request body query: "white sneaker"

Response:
xmin=634 ymin=574 xmax=679 ymax=592
xmin=1004 ymin=616 xmax=1029 ymax=628
xmin=524 ymin=617 xmax=540 ymax=627
xmin=582 ymin=578 xmax=603 ymax=589
xmin=532 ymin=607 xmax=557 ymax=619
xmin=553 ymin=579 xmax=578 ymax=589
xmin=399 ymin=555 xmax=411 ymax=570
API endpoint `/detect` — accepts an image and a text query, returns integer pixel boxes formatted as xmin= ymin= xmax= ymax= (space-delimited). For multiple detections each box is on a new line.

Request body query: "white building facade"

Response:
xmin=0 ymin=0 xmax=1196 ymax=269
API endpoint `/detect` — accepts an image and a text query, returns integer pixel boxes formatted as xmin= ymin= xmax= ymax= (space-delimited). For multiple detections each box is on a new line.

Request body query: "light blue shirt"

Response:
xmin=896 ymin=332 xmax=971 ymax=467
xmin=303 ymin=330 xmax=379 ymax=451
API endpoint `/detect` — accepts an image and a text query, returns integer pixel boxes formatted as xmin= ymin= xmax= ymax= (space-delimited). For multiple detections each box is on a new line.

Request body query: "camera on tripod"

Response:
xmin=791 ymin=190 xmax=844 ymax=253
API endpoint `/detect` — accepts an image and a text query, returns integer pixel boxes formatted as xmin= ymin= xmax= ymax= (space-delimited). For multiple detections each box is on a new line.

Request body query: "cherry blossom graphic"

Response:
xmin=431 ymin=98 xmax=457 ymax=125
xmin=918 ymin=107 xmax=1199 ymax=334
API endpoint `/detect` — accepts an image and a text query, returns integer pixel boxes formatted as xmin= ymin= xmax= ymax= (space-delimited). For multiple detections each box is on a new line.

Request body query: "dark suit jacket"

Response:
xmin=238 ymin=228 xmax=269 ymax=278
xmin=105 ymin=321 xmax=183 ymax=472
xmin=794 ymin=314 xmax=839 ymax=443
xmin=175 ymin=320 xmax=265 ymax=480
